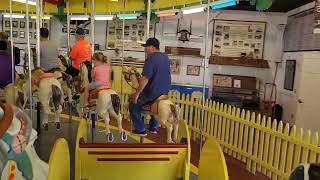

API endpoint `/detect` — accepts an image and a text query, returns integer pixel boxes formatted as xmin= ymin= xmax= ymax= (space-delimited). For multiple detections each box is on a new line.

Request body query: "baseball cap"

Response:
xmin=75 ymin=28 xmax=85 ymax=35
xmin=141 ymin=37 xmax=160 ymax=49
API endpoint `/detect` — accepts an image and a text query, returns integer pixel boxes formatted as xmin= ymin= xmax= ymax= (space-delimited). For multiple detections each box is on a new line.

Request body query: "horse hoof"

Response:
xmin=55 ymin=122 xmax=61 ymax=130
xmin=43 ymin=124 xmax=48 ymax=131
xmin=107 ymin=133 xmax=114 ymax=142
xmin=120 ymin=132 xmax=127 ymax=141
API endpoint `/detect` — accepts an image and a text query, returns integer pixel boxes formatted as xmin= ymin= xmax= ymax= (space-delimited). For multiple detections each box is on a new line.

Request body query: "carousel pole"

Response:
xmin=36 ymin=0 xmax=42 ymax=134
xmin=26 ymin=0 xmax=33 ymax=120
xmin=146 ymin=0 xmax=151 ymax=38
xmin=9 ymin=0 xmax=15 ymax=105
xmin=91 ymin=0 xmax=95 ymax=55
xmin=200 ymin=4 xmax=210 ymax=150
xmin=120 ymin=17 xmax=124 ymax=117
xmin=36 ymin=0 xmax=42 ymax=67
xmin=67 ymin=0 xmax=70 ymax=53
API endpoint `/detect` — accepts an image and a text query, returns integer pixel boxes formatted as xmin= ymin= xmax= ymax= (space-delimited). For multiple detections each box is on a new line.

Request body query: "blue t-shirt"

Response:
xmin=142 ymin=52 xmax=171 ymax=98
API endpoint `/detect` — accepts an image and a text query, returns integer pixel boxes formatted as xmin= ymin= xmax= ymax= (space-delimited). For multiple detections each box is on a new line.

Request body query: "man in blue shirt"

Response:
xmin=129 ymin=37 xmax=171 ymax=136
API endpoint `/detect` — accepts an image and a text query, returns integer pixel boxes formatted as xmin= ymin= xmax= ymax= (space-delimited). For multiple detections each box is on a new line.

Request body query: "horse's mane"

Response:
xmin=82 ymin=61 xmax=93 ymax=83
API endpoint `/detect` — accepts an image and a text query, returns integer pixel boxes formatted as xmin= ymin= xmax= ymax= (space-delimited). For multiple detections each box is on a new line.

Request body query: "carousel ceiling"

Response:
xmin=0 ymin=0 xmax=315 ymax=14
xmin=0 ymin=0 xmax=203 ymax=14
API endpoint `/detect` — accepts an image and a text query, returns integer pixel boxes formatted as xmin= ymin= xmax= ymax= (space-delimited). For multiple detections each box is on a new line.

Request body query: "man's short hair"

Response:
xmin=40 ymin=28 xmax=49 ymax=38
xmin=0 ymin=40 xmax=7 ymax=50
xmin=0 ymin=32 xmax=9 ymax=40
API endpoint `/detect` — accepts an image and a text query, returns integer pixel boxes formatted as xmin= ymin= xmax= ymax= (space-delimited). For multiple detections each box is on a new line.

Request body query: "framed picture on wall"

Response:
xmin=20 ymin=21 xmax=25 ymax=28
xmin=5 ymin=21 xmax=10 ymax=27
xmin=186 ymin=65 xmax=200 ymax=76
xmin=12 ymin=21 xmax=18 ymax=28
xmin=12 ymin=31 xmax=18 ymax=38
xmin=284 ymin=60 xmax=296 ymax=91
xmin=170 ymin=58 xmax=181 ymax=75
xmin=19 ymin=31 xmax=25 ymax=38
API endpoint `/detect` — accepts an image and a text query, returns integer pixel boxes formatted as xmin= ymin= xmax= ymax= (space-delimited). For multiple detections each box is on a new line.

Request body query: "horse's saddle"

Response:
xmin=32 ymin=73 xmax=55 ymax=87
xmin=142 ymin=95 xmax=169 ymax=114
xmin=88 ymin=85 xmax=112 ymax=103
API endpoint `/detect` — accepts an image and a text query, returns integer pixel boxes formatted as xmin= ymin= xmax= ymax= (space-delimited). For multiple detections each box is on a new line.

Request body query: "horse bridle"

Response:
xmin=123 ymin=72 xmax=137 ymax=90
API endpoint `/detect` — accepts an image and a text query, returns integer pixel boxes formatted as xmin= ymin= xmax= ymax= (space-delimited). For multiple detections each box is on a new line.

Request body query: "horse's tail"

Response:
xmin=52 ymin=85 xmax=62 ymax=111
xmin=170 ymin=104 xmax=180 ymax=122
xmin=111 ymin=94 xmax=121 ymax=115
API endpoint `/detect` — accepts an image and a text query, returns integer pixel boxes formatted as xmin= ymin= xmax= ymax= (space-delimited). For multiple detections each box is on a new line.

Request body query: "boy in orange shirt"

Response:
xmin=83 ymin=52 xmax=111 ymax=106
xmin=66 ymin=28 xmax=92 ymax=77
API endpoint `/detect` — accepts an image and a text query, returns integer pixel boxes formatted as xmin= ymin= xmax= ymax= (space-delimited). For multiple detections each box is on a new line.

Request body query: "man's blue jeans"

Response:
xmin=129 ymin=93 xmax=158 ymax=132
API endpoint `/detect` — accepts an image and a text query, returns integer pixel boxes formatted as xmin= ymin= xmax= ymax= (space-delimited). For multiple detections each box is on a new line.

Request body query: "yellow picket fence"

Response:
xmin=118 ymin=91 xmax=320 ymax=180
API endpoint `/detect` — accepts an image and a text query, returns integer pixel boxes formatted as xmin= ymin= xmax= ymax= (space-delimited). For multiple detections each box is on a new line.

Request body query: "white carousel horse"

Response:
xmin=78 ymin=62 xmax=127 ymax=142
xmin=0 ymin=103 xmax=48 ymax=180
xmin=122 ymin=66 xmax=181 ymax=143
xmin=23 ymin=48 xmax=73 ymax=104
xmin=21 ymin=68 xmax=64 ymax=130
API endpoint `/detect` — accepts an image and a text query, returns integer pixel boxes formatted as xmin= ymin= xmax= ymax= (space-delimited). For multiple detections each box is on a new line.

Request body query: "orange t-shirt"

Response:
xmin=93 ymin=64 xmax=111 ymax=87
xmin=69 ymin=39 xmax=92 ymax=70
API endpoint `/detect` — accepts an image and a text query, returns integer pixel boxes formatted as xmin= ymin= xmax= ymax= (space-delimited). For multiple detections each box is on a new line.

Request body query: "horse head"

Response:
xmin=79 ymin=61 xmax=92 ymax=90
xmin=122 ymin=66 xmax=140 ymax=90
xmin=58 ymin=55 xmax=68 ymax=68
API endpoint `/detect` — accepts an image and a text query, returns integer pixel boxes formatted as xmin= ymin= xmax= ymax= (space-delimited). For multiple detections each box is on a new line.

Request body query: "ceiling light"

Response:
xmin=117 ymin=13 xmax=140 ymax=20
xmin=210 ymin=0 xmax=237 ymax=10
xmin=13 ymin=0 xmax=36 ymax=6
xmin=95 ymin=15 xmax=114 ymax=20
xmin=156 ymin=9 xmax=179 ymax=17
xmin=3 ymin=13 xmax=25 ymax=19
xmin=70 ymin=15 xmax=89 ymax=20
xmin=182 ymin=4 xmax=206 ymax=15
xmin=31 ymin=15 xmax=52 ymax=20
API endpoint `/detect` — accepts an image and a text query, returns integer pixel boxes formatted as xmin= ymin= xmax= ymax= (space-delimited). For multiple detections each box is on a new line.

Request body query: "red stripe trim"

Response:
xmin=88 ymin=151 xmax=179 ymax=155
xmin=79 ymin=143 xmax=187 ymax=149
xmin=44 ymin=0 xmax=58 ymax=5
xmin=97 ymin=158 xmax=170 ymax=161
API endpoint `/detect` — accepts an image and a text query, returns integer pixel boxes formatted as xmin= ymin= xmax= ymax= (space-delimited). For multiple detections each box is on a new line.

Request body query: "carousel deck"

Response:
xmin=29 ymin=111 xmax=197 ymax=180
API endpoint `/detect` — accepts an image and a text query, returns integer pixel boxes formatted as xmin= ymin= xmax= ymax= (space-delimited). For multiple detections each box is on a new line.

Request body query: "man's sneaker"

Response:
xmin=132 ymin=130 xmax=147 ymax=137
xmin=148 ymin=127 xmax=158 ymax=134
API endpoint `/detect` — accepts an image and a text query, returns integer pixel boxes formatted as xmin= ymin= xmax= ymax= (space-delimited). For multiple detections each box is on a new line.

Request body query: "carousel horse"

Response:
xmin=289 ymin=163 xmax=320 ymax=180
xmin=23 ymin=49 xmax=73 ymax=104
xmin=21 ymin=68 xmax=64 ymax=130
xmin=0 ymin=103 xmax=48 ymax=180
xmin=2 ymin=73 xmax=25 ymax=105
xmin=78 ymin=62 xmax=127 ymax=142
xmin=122 ymin=66 xmax=181 ymax=143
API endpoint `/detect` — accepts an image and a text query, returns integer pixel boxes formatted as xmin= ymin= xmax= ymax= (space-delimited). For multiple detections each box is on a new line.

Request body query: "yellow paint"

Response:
xmin=74 ymin=114 xmax=191 ymax=180
xmin=0 ymin=0 xmax=206 ymax=14
xmin=48 ymin=138 xmax=70 ymax=180
xmin=51 ymin=87 xmax=320 ymax=179
xmin=0 ymin=0 xmax=57 ymax=13
xmin=198 ymin=137 xmax=228 ymax=180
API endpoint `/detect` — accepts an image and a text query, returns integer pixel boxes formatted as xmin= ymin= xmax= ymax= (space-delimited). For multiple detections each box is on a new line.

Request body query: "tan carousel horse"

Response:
xmin=23 ymin=48 xmax=73 ymax=104
xmin=122 ymin=66 xmax=181 ymax=143
xmin=21 ymin=68 xmax=64 ymax=130
xmin=3 ymin=73 xmax=26 ymax=107
xmin=78 ymin=62 xmax=127 ymax=142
